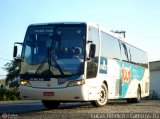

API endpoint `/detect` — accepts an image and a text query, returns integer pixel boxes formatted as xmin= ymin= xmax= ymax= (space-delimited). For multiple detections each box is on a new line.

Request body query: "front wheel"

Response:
xmin=91 ymin=83 xmax=108 ymax=107
xmin=42 ymin=100 xmax=60 ymax=109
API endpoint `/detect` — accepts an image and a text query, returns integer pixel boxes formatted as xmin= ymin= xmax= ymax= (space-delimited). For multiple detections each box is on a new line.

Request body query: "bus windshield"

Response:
xmin=22 ymin=24 xmax=86 ymax=76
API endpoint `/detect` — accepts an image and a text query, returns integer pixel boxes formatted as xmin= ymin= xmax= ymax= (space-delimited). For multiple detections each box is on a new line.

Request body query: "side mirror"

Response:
xmin=89 ymin=44 xmax=96 ymax=58
xmin=13 ymin=42 xmax=23 ymax=60
xmin=13 ymin=46 xmax=18 ymax=58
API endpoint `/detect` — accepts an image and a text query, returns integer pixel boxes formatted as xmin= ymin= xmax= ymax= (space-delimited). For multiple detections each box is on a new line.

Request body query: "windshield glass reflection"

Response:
xmin=23 ymin=25 xmax=86 ymax=76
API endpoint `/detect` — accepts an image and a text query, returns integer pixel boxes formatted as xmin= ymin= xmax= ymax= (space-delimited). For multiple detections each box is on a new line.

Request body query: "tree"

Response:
xmin=3 ymin=59 xmax=20 ymax=89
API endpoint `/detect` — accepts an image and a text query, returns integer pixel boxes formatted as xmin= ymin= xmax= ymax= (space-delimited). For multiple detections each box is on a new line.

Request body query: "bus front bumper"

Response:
xmin=20 ymin=85 xmax=89 ymax=101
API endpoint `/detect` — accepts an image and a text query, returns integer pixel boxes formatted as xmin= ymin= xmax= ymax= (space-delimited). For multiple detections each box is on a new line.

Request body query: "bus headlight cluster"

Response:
xmin=67 ymin=79 xmax=85 ymax=87
xmin=20 ymin=80 xmax=32 ymax=87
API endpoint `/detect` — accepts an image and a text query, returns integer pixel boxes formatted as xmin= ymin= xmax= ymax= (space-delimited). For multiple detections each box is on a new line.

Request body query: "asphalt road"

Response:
xmin=0 ymin=100 xmax=44 ymax=114
xmin=0 ymin=100 xmax=160 ymax=119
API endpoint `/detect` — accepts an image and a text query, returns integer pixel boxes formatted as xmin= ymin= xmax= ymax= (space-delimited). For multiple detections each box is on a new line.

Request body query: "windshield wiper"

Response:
xmin=34 ymin=49 xmax=64 ymax=76
xmin=35 ymin=47 xmax=51 ymax=75
xmin=50 ymin=54 xmax=64 ymax=76
xmin=35 ymin=55 xmax=48 ymax=75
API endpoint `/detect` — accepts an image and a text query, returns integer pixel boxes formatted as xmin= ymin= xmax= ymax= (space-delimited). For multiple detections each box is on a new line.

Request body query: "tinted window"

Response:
xmin=120 ymin=41 xmax=148 ymax=68
xmin=22 ymin=25 xmax=86 ymax=76
xmin=120 ymin=42 xmax=131 ymax=62
xmin=54 ymin=27 xmax=85 ymax=59
xmin=101 ymin=32 xmax=121 ymax=60
xmin=87 ymin=27 xmax=100 ymax=78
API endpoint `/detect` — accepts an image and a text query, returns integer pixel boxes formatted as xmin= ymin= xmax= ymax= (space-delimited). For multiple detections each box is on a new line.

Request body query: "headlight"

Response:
xmin=20 ymin=80 xmax=32 ymax=87
xmin=67 ymin=79 xmax=85 ymax=87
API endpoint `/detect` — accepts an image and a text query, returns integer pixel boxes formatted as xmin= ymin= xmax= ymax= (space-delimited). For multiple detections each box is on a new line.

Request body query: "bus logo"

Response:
xmin=122 ymin=66 xmax=131 ymax=84
xmin=47 ymin=83 xmax=51 ymax=87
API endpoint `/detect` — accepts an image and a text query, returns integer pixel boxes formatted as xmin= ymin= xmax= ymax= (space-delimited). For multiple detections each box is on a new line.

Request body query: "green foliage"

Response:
xmin=3 ymin=59 xmax=20 ymax=88
xmin=0 ymin=88 xmax=20 ymax=101
xmin=1 ymin=53 xmax=21 ymax=101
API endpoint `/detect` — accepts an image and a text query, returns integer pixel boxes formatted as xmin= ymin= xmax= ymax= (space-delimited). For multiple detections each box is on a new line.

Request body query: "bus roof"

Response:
xmin=29 ymin=22 xmax=87 ymax=26
xmin=29 ymin=22 xmax=124 ymax=40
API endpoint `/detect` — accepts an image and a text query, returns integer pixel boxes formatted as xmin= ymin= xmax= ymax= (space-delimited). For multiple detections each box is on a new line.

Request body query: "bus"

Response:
xmin=13 ymin=22 xmax=149 ymax=108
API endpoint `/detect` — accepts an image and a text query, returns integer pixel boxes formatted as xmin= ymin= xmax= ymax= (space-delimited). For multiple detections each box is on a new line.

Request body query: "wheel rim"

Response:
xmin=98 ymin=86 xmax=107 ymax=104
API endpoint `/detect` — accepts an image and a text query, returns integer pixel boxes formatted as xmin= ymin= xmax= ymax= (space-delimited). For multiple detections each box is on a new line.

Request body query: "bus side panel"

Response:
xmin=125 ymin=68 xmax=149 ymax=98
xmin=120 ymin=61 xmax=149 ymax=98
xmin=140 ymin=69 xmax=150 ymax=97
xmin=99 ymin=58 xmax=149 ymax=99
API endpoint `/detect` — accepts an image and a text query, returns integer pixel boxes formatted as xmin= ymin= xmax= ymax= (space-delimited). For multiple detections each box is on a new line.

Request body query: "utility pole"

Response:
xmin=111 ymin=30 xmax=126 ymax=38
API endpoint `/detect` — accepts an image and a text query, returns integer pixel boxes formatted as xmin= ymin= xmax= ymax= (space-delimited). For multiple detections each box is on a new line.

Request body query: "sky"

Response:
xmin=0 ymin=0 xmax=160 ymax=77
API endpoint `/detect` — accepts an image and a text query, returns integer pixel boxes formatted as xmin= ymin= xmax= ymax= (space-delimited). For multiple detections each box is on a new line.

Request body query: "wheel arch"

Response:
xmin=103 ymin=80 xmax=108 ymax=90
xmin=138 ymin=83 xmax=141 ymax=97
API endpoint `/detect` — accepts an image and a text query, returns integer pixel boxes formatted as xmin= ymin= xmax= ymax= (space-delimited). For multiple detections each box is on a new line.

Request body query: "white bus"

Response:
xmin=13 ymin=22 xmax=149 ymax=108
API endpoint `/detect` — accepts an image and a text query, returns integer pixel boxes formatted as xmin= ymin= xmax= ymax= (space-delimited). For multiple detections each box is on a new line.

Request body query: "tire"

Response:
xmin=91 ymin=83 xmax=108 ymax=107
xmin=126 ymin=86 xmax=141 ymax=103
xmin=134 ymin=86 xmax=141 ymax=103
xmin=42 ymin=100 xmax=60 ymax=109
xmin=126 ymin=98 xmax=132 ymax=103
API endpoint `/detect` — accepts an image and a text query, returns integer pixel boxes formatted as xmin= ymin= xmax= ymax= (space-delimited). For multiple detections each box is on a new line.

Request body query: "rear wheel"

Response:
xmin=91 ymin=83 xmax=108 ymax=107
xmin=134 ymin=86 xmax=141 ymax=103
xmin=126 ymin=98 xmax=132 ymax=103
xmin=126 ymin=86 xmax=141 ymax=103
xmin=42 ymin=100 xmax=60 ymax=109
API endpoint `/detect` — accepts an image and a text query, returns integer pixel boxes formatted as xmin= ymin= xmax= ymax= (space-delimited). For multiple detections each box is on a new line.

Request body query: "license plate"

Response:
xmin=43 ymin=92 xmax=54 ymax=96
